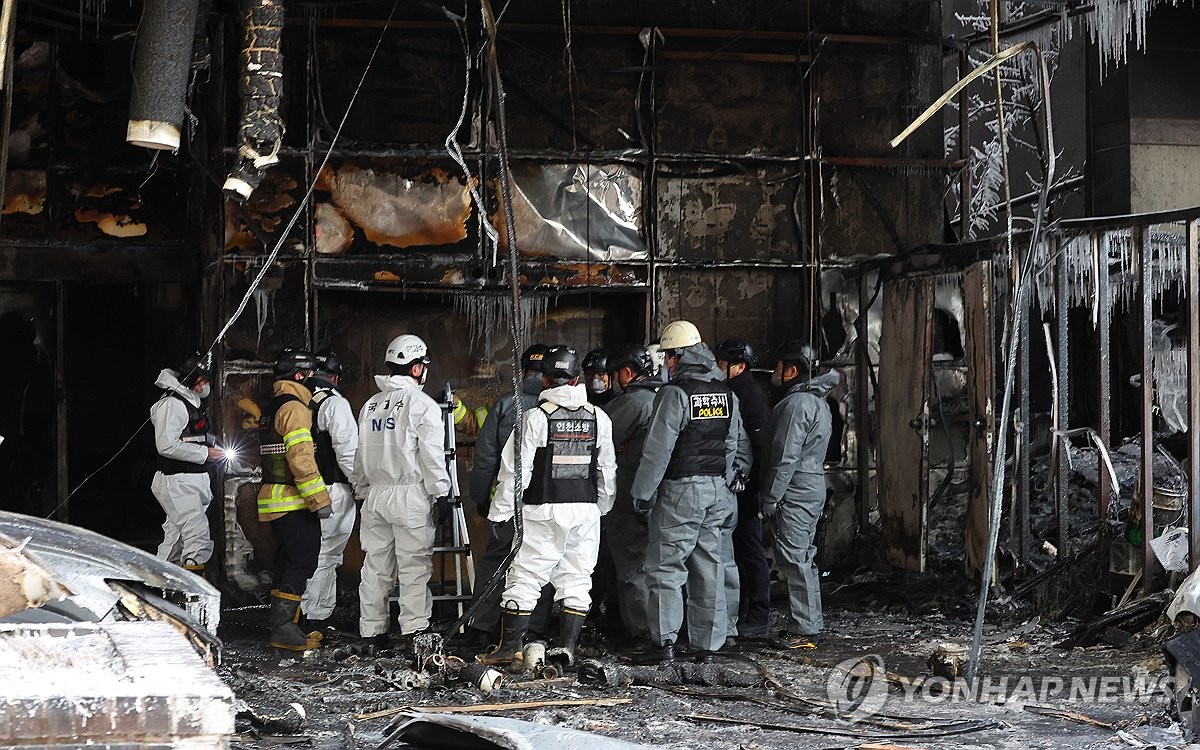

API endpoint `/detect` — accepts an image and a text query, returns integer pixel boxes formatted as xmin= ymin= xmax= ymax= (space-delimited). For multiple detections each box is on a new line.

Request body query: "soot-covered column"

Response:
xmin=223 ymin=0 xmax=284 ymax=202
xmin=126 ymin=0 xmax=201 ymax=150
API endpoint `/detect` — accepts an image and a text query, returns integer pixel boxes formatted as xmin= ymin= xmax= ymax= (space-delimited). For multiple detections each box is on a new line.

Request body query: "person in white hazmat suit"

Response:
xmin=353 ymin=334 xmax=451 ymax=643
xmin=150 ymin=352 xmax=222 ymax=573
xmin=479 ymin=345 xmax=617 ymax=668
xmin=301 ymin=350 xmax=359 ymax=627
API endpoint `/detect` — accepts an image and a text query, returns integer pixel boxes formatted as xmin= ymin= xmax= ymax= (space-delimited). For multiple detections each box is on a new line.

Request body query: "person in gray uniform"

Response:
xmin=630 ymin=321 xmax=750 ymax=664
xmin=601 ymin=344 xmax=660 ymax=643
xmin=760 ymin=340 xmax=838 ymax=647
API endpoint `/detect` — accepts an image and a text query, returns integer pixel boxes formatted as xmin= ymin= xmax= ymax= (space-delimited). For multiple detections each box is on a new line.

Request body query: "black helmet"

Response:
xmin=715 ymin=337 xmax=757 ymax=368
xmin=608 ymin=344 xmax=652 ymax=376
xmin=521 ymin=343 xmax=550 ymax=373
xmin=776 ymin=339 xmax=816 ymax=373
xmin=542 ymin=344 xmax=581 ymax=382
xmin=315 ymin=349 xmax=343 ymax=377
xmin=582 ymin=348 xmax=609 ymax=373
xmin=178 ymin=351 xmax=212 ymax=387
xmin=274 ymin=347 xmax=319 ymax=378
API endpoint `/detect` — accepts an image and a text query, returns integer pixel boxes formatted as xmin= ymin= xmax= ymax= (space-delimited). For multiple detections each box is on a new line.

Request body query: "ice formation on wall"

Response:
xmin=1151 ymin=320 xmax=1188 ymax=434
xmin=1032 ymin=226 xmax=1185 ymax=315
xmin=452 ymin=293 xmax=550 ymax=358
xmin=948 ymin=1 xmax=1174 ymax=238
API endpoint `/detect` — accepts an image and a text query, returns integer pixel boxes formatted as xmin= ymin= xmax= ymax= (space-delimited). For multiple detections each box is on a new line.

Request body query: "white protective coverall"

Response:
xmin=489 ymin=383 xmax=617 ymax=613
xmin=353 ymin=374 xmax=450 ymax=637
xmin=149 ymin=368 xmax=213 ymax=566
xmin=302 ymin=384 xmax=359 ymax=621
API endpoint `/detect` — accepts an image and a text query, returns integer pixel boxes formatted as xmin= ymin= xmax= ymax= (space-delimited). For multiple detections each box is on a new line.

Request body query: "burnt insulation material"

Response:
xmin=224 ymin=0 xmax=284 ymax=203
xmin=126 ymin=0 xmax=201 ymax=151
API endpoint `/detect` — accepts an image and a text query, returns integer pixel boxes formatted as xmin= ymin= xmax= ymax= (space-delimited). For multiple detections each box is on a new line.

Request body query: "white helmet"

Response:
xmin=660 ymin=320 xmax=702 ymax=351
xmin=385 ymin=334 xmax=430 ymax=366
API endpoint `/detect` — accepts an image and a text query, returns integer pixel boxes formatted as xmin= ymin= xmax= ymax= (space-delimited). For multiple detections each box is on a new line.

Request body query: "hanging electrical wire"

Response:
xmin=442 ymin=0 xmax=527 ymax=640
xmin=965 ymin=42 xmax=1057 ymax=689
xmin=441 ymin=2 xmax=500 ymax=258
xmin=888 ymin=31 xmax=1057 ymax=688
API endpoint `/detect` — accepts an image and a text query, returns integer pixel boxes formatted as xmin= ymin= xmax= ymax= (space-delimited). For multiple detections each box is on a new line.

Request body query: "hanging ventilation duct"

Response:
xmin=223 ymin=0 xmax=284 ymax=203
xmin=126 ymin=0 xmax=201 ymax=151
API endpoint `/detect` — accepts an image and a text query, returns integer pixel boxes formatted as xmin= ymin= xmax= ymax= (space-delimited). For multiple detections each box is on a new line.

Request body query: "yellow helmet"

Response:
xmin=660 ymin=320 xmax=702 ymax=350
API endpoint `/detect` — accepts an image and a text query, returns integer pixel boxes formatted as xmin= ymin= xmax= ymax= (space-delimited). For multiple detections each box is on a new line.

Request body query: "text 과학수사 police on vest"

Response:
xmin=690 ymin=392 xmax=730 ymax=420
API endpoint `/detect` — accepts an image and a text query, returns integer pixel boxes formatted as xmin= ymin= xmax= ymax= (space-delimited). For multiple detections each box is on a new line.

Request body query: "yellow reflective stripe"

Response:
xmin=474 ymin=406 xmax=489 ymax=425
xmin=296 ymin=476 xmax=327 ymax=498
xmin=258 ymin=496 xmax=308 ymax=512
xmin=283 ymin=428 xmax=313 ymax=449
xmin=453 ymin=400 xmax=467 ymax=423
xmin=259 ymin=484 xmax=307 ymax=512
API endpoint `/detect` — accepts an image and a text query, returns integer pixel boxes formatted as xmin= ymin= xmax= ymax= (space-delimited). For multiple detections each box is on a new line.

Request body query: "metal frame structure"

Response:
xmin=212 ymin=15 xmax=955 ymax=355
xmin=1025 ymin=206 xmax=1200 ymax=590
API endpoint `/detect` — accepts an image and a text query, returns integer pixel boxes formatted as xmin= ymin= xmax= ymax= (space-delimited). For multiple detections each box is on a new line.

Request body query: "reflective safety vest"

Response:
xmin=258 ymin=393 xmax=311 ymax=514
xmin=664 ymin=378 xmax=733 ymax=480
xmin=453 ymin=397 xmax=489 ymax=433
xmin=157 ymin=394 xmax=209 ymax=476
xmin=310 ymin=389 xmax=349 ymax=485
xmin=525 ymin=402 xmax=599 ymax=506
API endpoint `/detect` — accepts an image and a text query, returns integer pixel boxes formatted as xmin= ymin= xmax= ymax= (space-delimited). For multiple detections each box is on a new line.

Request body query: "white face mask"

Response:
xmin=590 ymin=377 xmax=608 ymax=394
xmin=196 ymin=383 xmax=212 ymax=400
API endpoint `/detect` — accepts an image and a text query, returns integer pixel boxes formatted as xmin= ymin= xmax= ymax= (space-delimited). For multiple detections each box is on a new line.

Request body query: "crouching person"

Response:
xmin=478 ymin=345 xmax=617 ymax=669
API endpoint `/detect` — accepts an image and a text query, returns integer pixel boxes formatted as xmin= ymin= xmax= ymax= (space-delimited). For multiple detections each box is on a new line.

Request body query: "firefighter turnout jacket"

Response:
xmin=257 ymin=379 xmax=332 ymax=521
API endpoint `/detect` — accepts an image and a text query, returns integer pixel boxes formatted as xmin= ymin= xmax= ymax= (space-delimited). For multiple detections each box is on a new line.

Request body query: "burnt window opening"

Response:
xmin=825 ymin=396 xmax=845 ymax=464
xmin=932 ymin=308 xmax=964 ymax=360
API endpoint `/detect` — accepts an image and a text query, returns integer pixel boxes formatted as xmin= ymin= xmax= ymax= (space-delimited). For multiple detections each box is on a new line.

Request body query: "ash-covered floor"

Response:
xmin=216 ymin=574 xmax=1187 ymax=750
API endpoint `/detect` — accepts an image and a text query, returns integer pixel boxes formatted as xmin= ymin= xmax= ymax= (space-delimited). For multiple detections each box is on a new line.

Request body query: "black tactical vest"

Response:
xmin=157 ymin=394 xmax=210 ymax=475
xmin=525 ymin=402 xmax=599 ymax=505
xmin=259 ymin=392 xmax=303 ymax=485
xmin=664 ymin=378 xmax=732 ymax=480
xmin=310 ymin=389 xmax=350 ymax=485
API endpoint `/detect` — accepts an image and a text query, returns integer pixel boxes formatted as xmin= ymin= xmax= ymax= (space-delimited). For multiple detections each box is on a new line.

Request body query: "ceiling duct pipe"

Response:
xmin=223 ymin=0 xmax=284 ymax=203
xmin=126 ymin=0 xmax=201 ymax=151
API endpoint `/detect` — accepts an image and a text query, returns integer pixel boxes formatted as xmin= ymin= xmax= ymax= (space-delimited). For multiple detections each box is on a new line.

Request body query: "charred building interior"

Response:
xmin=3 ymin=0 xmax=1200 ymax=748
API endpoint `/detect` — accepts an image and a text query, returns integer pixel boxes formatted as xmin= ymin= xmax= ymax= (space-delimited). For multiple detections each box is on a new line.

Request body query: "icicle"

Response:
xmin=1088 ymin=0 xmax=1175 ymax=79
xmin=1152 ymin=320 xmax=1188 ymax=433
xmin=252 ymin=288 xmax=274 ymax=351
xmin=452 ymin=293 xmax=550 ymax=358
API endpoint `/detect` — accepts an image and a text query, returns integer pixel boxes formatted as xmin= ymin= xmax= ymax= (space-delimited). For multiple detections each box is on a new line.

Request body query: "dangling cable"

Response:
xmin=441 ymin=1 xmax=499 ymax=256
xmin=443 ymin=0 xmax=526 ymax=639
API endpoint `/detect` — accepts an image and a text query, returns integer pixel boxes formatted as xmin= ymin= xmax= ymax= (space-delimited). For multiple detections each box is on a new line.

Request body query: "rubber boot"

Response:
xmin=270 ymin=590 xmax=322 ymax=651
xmin=477 ymin=608 xmax=531 ymax=667
xmin=547 ymin=607 xmax=587 ymax=668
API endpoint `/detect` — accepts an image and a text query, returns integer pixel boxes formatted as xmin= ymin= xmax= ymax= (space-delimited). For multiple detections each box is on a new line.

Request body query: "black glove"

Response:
xmin=760 ymin=497 xmax=777 ymax=519
xmin=317 ymin=504 xmax=333 ymax=519
xmin=476 ymin=483 xmax=497 ymax=517
xmin=435 ymin=495 xmax=451 ymax=519
xmin=633 ymin=498 xmax=653 ymax=516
